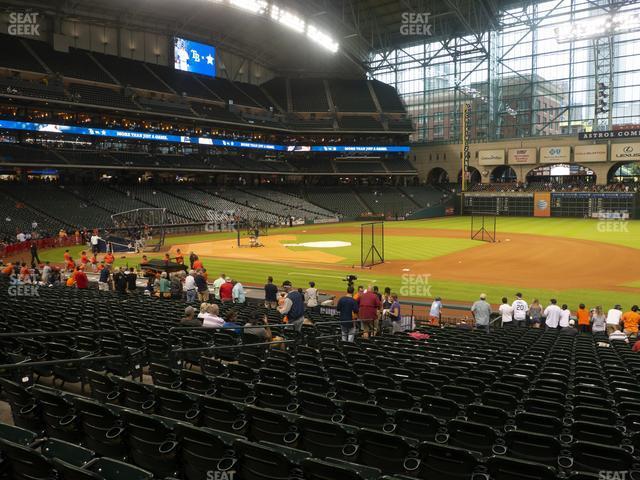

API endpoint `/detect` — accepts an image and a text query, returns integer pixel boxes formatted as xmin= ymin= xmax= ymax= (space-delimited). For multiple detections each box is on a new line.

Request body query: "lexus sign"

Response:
xmin=611 ymin=143 xmax=640 ymax=161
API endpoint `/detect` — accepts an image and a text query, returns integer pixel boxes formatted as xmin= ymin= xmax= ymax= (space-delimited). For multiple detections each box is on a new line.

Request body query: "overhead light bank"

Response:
xmin=210 ymin=0 xmax=339 ymax=53
xmin=555 ymin=11 xmax=640 ymax=43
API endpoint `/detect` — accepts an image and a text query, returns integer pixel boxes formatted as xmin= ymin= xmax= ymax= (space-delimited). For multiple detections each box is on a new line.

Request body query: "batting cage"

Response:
xmin=470 ymin=214 xmax=497 ymax=243
xmin=361 ymin=221 xmax=385 ymax=268
xmin=110 ymin=208 xmax=168 ymax=252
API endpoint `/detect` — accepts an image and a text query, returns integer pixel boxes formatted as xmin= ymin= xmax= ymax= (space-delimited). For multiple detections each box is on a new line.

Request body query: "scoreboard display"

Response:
xmin=173 ymin=37 xmax=216 ymax=77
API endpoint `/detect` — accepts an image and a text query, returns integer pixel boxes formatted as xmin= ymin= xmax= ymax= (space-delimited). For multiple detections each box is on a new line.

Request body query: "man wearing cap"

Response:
xmin=471 ymin=293 xmax=492 ymax=333
xmin=560 ymin=319 xmax=578 ymax=336
xmin=278 ymin=280 xmax=305 ymax=332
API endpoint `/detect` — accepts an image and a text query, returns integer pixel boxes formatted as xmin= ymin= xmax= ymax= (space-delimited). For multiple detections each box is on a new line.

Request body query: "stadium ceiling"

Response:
xmin=4 ymin=0 xmax=539 ymax=77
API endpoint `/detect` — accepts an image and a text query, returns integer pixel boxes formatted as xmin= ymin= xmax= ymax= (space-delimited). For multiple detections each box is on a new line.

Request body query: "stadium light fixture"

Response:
xmin=306 ymin=24 xmax=339 ymax=53
xmin=229 ymin=0 xmax=267 ymax=15
xmin=270 ymin=5 xmax=305 ymax=33
xmin=555 ymin=11 xmax=640 ymax=42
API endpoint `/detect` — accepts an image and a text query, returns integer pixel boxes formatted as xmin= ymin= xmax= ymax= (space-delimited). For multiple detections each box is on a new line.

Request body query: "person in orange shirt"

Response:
xmin=104 ymin=252 xmax=114 ymax=265
xmin=66 ymin=258 xmax=76 ymax=272
xmin=97 ymin=261 xmax=105 ymax=272
xmin=19 ymin=262 xmax=30 ymax=282
xmin=80 ymin=251 xmax=89 ymax=266
xmin=1 ymin=263 xmax=13 ymax=276
xmin=622 ymin=306 xmax=640 ymax=337
xmin=63 ymin=249 xmax=71 ymax=263
xmin=193 ymin=258 xmax=204 ymax=270
xmin=90 ymin=254 xmax=98 ymax=271
xmin=175 ymin=249 xmax=184 ymax=264
xmin=576 ymin=303 xmax=590 ymax=333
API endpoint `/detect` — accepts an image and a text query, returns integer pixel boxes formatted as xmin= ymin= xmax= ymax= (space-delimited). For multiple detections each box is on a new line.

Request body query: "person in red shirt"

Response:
xmin=175 ymin=249 xmax=184 ymax=264
xmin=1 ymin=263 xmax=13 ymax=276
xmin=219 ymin=278 xmax=233 ymax=302
xmin=63 ymin=249 xmax=71 ymax=263
xmin=75 ymin=267 xmax=89 ymax=289
xmin=80 ymin=251 xmax=89 ymax=266
xmin=104 ymin=252 xmax=114 ymax=265
xmin=358 ymin=285 xmax=382 ymax=338
xmin=193 ymin=258 xmax=204 ymax=270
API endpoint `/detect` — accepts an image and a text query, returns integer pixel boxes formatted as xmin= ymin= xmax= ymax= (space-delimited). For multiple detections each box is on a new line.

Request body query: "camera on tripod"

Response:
xmin=343 ymin=274 xmax=358 ymax=286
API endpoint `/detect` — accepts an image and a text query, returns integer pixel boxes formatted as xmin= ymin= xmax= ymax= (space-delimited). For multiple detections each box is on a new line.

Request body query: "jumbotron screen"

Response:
xmin=173 ymin=37 xmax=216 ymax=77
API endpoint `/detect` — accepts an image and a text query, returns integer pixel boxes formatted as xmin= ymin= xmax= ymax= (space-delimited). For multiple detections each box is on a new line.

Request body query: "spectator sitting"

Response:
xmin=180 ymin=306 xmax=201 ymax=327
xmin=202 ymin=304 xmax=224 ymax=328
xmin=223 ymin=310 xmax=242 ymax=334
xmin=560 ymin=319 xmax=578 ymax=336
xmin=197 ymin=302 xmax=210 ymax=321
xmin=609 ymin=325 xmax=629 ymax=343
xmin=246 ymin=312 xmax=272 ymax=341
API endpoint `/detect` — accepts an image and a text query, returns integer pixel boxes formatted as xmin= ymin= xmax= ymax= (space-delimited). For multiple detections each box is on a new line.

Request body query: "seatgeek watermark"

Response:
xmin=599 ymin=471 xmax=629 ymax=480
xmin=595 ymin=210 xmax=629 ymax=233
xmin=399 ymin=273 xmax=432 ymax=297
xmin=8 ymin=273 xmax=39 ymax=297
xmin=206 ymin=470 xmax=236 ymax=480
xmin=400 ymin=12 xmax=433 ymax=36
xmin=8 ymin=12 xmax=40 ymax=37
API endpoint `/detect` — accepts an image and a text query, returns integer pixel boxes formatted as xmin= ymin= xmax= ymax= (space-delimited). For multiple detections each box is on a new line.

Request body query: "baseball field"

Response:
xmin=36 ymin=216 xmax=640 ymax=309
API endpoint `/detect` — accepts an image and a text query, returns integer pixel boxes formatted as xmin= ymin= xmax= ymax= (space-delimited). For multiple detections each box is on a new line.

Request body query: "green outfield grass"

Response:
xmin=33 ymin=216 xmax=640 ymax=308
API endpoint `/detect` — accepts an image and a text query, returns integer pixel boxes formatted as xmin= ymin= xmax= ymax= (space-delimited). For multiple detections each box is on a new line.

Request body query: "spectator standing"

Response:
xmin=591 ymin=306 xmax=607 ymax=333
xmin=606 ymin=305 xmax=623 ymax=335
xmin=621 ymin=306 xmax=640 ymax=338
xmin=529 ymin=299 xmax=542 ymax=328
xmin=170 ymin=273 xmax=183 ymax=299
xmin=189 ymin=252 xmax=197 ymax=269
xmin=184 ymin=270 xmax=197 ymax=303
xmin=429 ymin=297 xmax=442 ymax=326
xmin=305 ymin=281 xmax=319 ymax=311
xmin=195 ymin=270 xmax=209 ymax=301
xmin=158 ymin=272 xmax=171 ymax=298
xmin=337 ymin=286 xmax=359 ymax=342
xmin=126 ymin=268 xmax=137 ymax=293
xmin=559 ymin=304 xmax=571 ymax=328
xmin=220 ymin=278 xmax=233 ymax=302
xmin=511 ymin=293 xmax=528 ymax=328
xmin=576 ymin=304 xmax=590 ymax=333
xmin=98 ymin=265 xmax=111 ymax=291
xmin=232 ymin=280 xmax=246 ymax=304
xmin=212 ymin=273 xmax=226 ymax=300
xmin=471 ymin=293 xmax=492 ymax=333
xmin=42 ymin=261 xmax=52 ymax=284
xmin=113 ymin=267 xmax=127 ymax=294
xmin=264 ymin=276 xmax=278 ymax=308
xmin=358 ymin=285 xmax=381 ymax=338
xmin=388 ymin=294 xmax=402 ymax=333
xmin=278 ymin=280 xmax=305 ymax=332
xmin=499 ymin=297 xmax=514 ymax=327
xmin=543 ymin=299 xmax=562 ymax=330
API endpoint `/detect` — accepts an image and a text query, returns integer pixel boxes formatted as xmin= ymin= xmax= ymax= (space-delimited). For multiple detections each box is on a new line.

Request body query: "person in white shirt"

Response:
xmin=212 ymin=273 xmax=226 ymax=300
xmin=197 ymin=302 xmax=210 ymax=320
xmin=16 ymin=232 xmax=26 ymax=243
xmin=511 ymin=293 xmax=529 ymax=328
xmin=430 ymin=296 xmax=443 ymax=326
xmin=232 ymin=280 xmax=246 ymax=304
xmin=202 ymin=304 xmax=224 ymax=328
xmin=90 ymin=233 xmax=100 ymax=254
xmin=183 ymin=270 xmax=197 ymax=303
xmin=606 ymin=305 xmax=623 ymax=335
xmin=499 ymin=297 xmax=514 ymax=326
xmin=559 ymin=304 xmax=571 ymax=328
xmin=305 ymin=281 xmax=319 ymax=310
xmin=544 ymin=299 xmax=562 ymax=329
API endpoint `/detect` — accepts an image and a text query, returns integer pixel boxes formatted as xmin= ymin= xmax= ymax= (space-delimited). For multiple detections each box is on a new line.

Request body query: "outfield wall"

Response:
xmin=462 ymin=191 xmax=640 ymax=218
